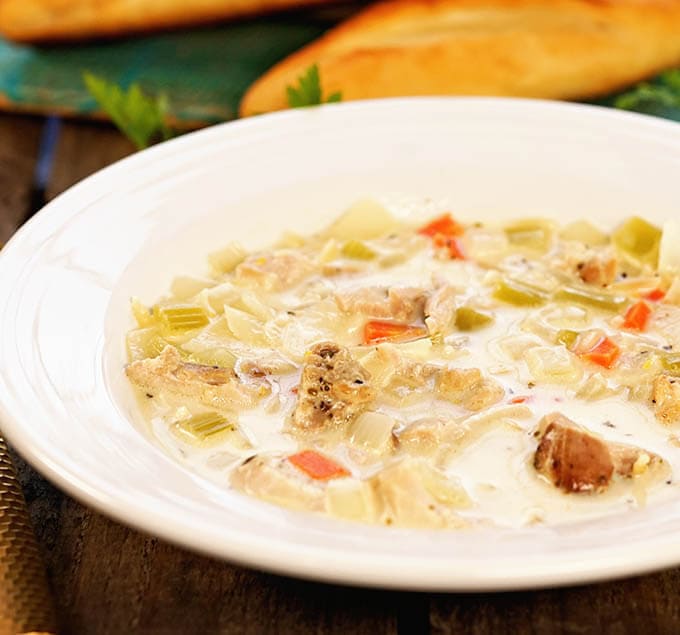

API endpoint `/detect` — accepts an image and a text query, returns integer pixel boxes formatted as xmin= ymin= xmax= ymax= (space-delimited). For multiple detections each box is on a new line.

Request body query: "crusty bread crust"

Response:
xmin=240 ymin=0 xmax=680 ymax=116
xmin=0 ymin=0 xmax=333 ymax=42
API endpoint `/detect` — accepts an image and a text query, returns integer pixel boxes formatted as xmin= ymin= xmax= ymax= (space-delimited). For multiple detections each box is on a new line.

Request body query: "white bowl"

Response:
xmin=2 ymin=98 xmax=680 ymax=591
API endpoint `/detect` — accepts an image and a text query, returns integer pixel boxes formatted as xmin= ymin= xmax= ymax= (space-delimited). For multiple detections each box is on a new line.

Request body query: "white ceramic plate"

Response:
xmin=2 ymin=98 xmax=680 ymax=591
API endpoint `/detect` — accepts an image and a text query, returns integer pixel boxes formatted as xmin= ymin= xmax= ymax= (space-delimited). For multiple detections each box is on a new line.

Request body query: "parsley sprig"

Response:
xmin=83 ymin=72 xmax=173 ymax=150
xmin=613 ymin=69 xmax=680 ymax=120
xmin=286 ymin=64 xmax=342 ymax=108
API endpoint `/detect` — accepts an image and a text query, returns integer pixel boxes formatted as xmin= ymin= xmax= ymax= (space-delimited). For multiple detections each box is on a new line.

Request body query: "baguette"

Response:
xmin=240 ymin=0 xmax=680 ymax=116
xmin=0 ymin=0 xmax=333 ymax=42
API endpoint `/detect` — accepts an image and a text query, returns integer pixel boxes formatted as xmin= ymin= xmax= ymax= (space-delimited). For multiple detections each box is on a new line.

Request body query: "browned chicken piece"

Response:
xmin=291 ymin=341 xmax=375 ymax=431
xmin=235 ymin=250 xmax=314 ymax=290
xmin=534 ymin=412 xmax=662 ymax=493
xmin=126 ymin=346 xmax=260 ymax=410
xmin=230 ymin=455 xmax=326 ymax=512
xmin=334 ymin=286 xmax=425 ymax=321
xmin=436 ymin=367 xmax=504 ymax=411
xmin=396 ymin=417 xmax=465 ymax=456
xmin=652 ymin=374 xmax=680 ymax=425
xmin=578 ymin=253 xmax=617 ymax=287
xmin=424 ymin=284 xmax=458 ymax=335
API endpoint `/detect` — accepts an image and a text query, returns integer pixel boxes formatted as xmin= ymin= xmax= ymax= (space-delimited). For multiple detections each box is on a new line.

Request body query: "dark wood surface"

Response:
xmin=2 ymin=112 xmax=680 ymax=635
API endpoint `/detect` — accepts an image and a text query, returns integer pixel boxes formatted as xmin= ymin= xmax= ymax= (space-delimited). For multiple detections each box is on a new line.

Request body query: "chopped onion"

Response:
xmin=326 ymin=199 xmax=398 ymax=240
xmin=659 ymin=220 xmax=680 ymax=273
xmin=349 ymin=411 xmax=396 ymax=454
xmin=525 ymin=346 xmax=583 ymax=384
xmin=224 ymin=306 xmax=268 ymax=346
xmin=325 ymin=479 xmax=379 ymax=522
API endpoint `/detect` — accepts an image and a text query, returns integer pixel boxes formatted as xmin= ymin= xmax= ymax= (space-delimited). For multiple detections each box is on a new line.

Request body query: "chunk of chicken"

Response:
xmin=126 ymin=346 xmax=259 ymax=409
xmin=653 ymin=374 xmax=680 ymax=425
xmin=578 ymin=253 xmax=617 ymax=287
xmin=424 ymin=284 xmax=458 ymax=336
xmin=334 ymin=286 xmax=425 ymax=321
xmin=397 ymin=404 xmax=531 ymax=458
xmin=437 ymin=367 xmax=504 ymax=411
xmin=534 ymin=412 xmax=662 ymax=493
xmin=291 ymin=342 xmax=375 ymax=431
xmin=235 ymin=250 xmax=314 ymax=290
xmin=230 ymin=455 xmax=325 ymax=512
xmin=368 ymin=459 xmax=469 ymax=529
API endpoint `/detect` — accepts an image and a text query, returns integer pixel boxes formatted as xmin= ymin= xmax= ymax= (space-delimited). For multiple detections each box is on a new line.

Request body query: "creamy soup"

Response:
xmin=125 ymin=199 xmax=680 ymax=529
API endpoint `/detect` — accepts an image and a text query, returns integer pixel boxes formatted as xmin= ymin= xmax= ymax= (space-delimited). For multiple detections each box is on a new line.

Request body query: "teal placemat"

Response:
xmin=1 ymin=9 xmax=678 ymax=128
xmin=0 ymin=11 xmax=345 ymax=126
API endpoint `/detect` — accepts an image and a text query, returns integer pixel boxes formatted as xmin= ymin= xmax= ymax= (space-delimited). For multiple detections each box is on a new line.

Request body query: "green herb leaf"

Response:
xmin=286 ymin=64 xmax=342 ymax=108
xmin=614 ymin=69 xmax=680 ymax=120
xmin=83 ymin=72 xmax=173 ymax=150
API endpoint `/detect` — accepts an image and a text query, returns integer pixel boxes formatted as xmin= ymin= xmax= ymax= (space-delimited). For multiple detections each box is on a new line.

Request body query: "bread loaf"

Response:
xmin=240 ymin=0 xmax=680 ymax=116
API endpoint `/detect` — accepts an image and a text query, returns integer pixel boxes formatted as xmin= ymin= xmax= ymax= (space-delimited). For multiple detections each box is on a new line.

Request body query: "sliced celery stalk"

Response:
xmin=341 ymin=239 xmax=376 ymax=260
xmin=172 ymin=412 xmax=248 ymax=448
xmin=612 ymin=216 xmax=662 ymax=268
xmin=662 ymin=354 xmax=680 ymax=376
xmin=156 ymin=305 xmax=209 ymax=335
xmin=554 ymin=286 xmax=628 ymax=312
xmin=556 ymin=329 xmax=578 ymax=348
xmin=455 ymin=307 xmax=494 ymax=331
xmin=493 ymin=279 xmax=549 ymax=307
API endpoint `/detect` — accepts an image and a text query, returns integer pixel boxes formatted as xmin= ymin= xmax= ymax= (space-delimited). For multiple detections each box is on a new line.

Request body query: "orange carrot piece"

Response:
xmin=578 ymin=336 xmax=621 ymax=369
xmin=509 ymin=396 xmax=530 ymax=404
xmin=418 ymin=213 xmax=464 ymax=238
xmin=622 ymin=300 xmax=652 ymax=331
xmin=644 ymin=288 xmax=666 ymax=302
xmin=363 ymin=320 xmax=428 ymax=345
xmin=288 ymin=450 xmax=349 ymax=480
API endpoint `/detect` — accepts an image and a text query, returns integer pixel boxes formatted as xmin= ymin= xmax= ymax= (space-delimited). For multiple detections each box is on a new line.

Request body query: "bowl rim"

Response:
xmin=3 ymin=96 xmax=680 ymax=591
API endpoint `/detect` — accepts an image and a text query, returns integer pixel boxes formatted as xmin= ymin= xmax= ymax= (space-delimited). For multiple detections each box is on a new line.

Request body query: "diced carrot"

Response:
xmin=418 ymin=213 xmax=464 ymax=238
xmin=644 ymin=288 xmax=666 ymax=302
xmin=509 ymin=396 xmax=530 ymax=404
xmin=288 ymin=450 xmax=349 ymax=480
xmin=363 ymin=320 xmax=428 ymax=345
xmin=622 ymin=300 xmax=652 ymax=331
xmin=433 ymin=233 xmax=466 ymax=260
xmin=578 ymin=336 xmax=621 ymax=369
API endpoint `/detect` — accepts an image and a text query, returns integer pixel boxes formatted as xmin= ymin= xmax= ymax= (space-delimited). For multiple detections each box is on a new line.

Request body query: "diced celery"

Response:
xmin=455 ymin=307 xmax=494 ymax=331
xmin=554 ymin=286 xmax=627 ymax=312
xmin=504 ymin=219 xmax=553 ymax=252
xmin=172 ymin=412 xmax=250 ymax=448
xmin=556 ymin=329 xmax=578 ymax=348
xmin=156 ymin=305 xmax=210 ymax=335
xmin=126 ymin=327 xmax=168 ymax=361
xmin=493 ymin=279 xmax=548 ymax=307
xmin=130 ymin=297 xmax=155 ymax=328
xmin=208 ymin=242 xmax=247 ymax=274
xmin=662 ymin=354 xmax=680 ymax=376
xmin=612 ymin=216 xmax=662 ymax=268
xmin=341 ymin=240 xmax=376 ymax=260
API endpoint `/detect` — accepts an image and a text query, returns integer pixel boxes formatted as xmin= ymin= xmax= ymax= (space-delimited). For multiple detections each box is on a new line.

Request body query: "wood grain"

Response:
xmin=0 ymin=113 xmax=42 ymax=242
xmin=5 ymin=114 xmax=680 ymax=635
xmin=430 ymin=571 xmax=680 ymax=634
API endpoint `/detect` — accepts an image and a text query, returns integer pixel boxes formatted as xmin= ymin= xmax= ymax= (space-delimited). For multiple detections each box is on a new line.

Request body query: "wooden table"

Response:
xmin=2 ymin=111 xmax=680 ymax=635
